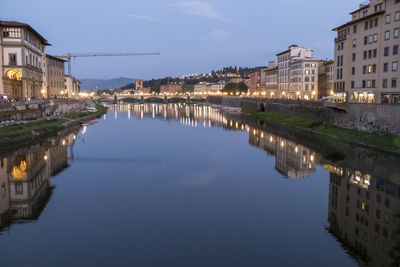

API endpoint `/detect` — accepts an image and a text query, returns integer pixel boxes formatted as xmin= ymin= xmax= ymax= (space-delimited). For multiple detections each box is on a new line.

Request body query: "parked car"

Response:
xmin=87 ymin=107 xmax=98 ymax=113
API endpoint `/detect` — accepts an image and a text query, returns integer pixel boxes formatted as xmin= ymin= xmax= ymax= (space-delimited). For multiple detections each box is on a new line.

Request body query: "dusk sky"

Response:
xmin=2 ymin=0 xmax=361 ymax=80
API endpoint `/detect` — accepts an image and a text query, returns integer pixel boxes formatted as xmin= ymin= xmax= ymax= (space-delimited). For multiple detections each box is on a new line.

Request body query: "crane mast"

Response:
xmin=55 ymin=52 xmax=161 ymax=75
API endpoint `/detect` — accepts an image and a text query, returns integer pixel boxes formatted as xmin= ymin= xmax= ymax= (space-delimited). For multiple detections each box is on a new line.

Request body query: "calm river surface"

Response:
xmin=0 ymin=103 xmax=400 ymax=266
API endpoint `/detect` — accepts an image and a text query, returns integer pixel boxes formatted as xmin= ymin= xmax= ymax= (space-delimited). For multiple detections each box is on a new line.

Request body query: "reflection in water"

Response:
xmin=327 ymin=165 xmax=400 ymax=266
xmin=108 ymin=103 xmax=400 ymax=265
xmin=0 ymin=132 xmax=77 ymax=231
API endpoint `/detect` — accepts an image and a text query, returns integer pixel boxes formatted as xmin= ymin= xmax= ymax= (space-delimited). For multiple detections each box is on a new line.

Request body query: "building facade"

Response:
xmin=0 ymin=21 xmax=50 ymax=100
xmin=276 ymin=45 xmax=316 ymax=99
xmin=194 ymin=82 xmax=207 ymax=93
xmin=249 ymin=68 xmax=266 ymax=96
xmin=318 ymin=60 xmax=335 ymax=99
xmin=64 ymin=75 xmax=80 ymax=98
xmin=265 ymin=61 xmax=278 ymax=98
xmin=160 ymin=83 xmax=182 ymax=94
xmin=333 ymin=0 xmax=400 ymax=104
xmin=45 ymin=55 xmax=65 ymax=98
xmin=289 ymin=58 xmax=320 ymax=100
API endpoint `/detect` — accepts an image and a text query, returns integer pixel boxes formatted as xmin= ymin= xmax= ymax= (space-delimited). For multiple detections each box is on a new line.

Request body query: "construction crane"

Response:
xmin=55 ymin=52 xmax=161 ymax=75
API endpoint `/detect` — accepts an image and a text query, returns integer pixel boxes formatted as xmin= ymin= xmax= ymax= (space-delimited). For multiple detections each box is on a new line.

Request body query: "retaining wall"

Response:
xmin=207 ymin=96 xmax=400 ymax=135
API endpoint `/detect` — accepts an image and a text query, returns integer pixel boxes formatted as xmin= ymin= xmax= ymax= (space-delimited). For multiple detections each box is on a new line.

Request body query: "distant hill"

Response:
xmin=79 ymin=77 xmax=136 ymax=91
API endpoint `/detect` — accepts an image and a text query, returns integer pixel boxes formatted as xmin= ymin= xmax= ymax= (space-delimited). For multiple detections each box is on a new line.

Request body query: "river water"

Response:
xmin=0 ymin=103 xmax=399 ymax=266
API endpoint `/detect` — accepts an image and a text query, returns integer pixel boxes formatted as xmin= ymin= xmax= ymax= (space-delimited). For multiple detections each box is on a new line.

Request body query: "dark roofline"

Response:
xmin=46 ymin=54 xmax=67 ymax=62
xmin=350 ymin=4 xmax=369 ymax=15
xmin=0 ymin=20 xmax=51 ymax=45
xmin=332 ymin=11 xmax=385 ymax=31
xmin=276 ymin=49 xmax=290 ymax=56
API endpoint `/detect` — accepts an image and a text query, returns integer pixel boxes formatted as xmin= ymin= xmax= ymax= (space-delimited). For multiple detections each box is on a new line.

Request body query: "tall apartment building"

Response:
xmin=265 ymin=61 xmax=278 ymax=98
xmin=318 ymin=60 xmax=335 ymax=99
xmin=333 ymin=0 xmax=400 ymax=104
xmin=276 ymin=45 xmax=316 ymax=99
xmin=0 ymin=21 xmax=50 ymax=100
xmin=45 ymin=55 xmax=65 ymax=98
xmin=289 ymin=58 xmax=320 ymax=100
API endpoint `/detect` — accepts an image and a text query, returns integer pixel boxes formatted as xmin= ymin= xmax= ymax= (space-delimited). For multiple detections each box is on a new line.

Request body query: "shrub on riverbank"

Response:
xmin=243 ymin=108 xmax=400 ymax=152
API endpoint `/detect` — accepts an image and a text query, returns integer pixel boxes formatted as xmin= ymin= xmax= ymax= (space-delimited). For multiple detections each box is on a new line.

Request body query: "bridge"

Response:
xmin=97 ymin=94 xmax=208 ymax=104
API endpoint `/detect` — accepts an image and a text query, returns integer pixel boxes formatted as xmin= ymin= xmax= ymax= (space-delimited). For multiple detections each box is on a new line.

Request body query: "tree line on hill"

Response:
xmin=96 ymin=66 xmax=261 ymax=95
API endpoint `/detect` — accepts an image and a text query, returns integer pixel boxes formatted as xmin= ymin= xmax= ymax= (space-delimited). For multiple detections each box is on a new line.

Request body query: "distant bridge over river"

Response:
xmin=96 ymin=94 xmax=208 ymax=104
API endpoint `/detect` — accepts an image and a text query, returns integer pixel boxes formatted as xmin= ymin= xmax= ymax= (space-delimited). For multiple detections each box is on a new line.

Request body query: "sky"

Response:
xmin=1 ymin=0 xmax=362 ymax=80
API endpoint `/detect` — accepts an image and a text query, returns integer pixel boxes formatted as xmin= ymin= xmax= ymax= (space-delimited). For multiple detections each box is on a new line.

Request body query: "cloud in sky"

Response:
xmin=172 ymin=1 xmax=231 ymax=22
xmin=201 ymin=29 xmax=231 ymax=41
xmin=128 ymin=14 xmax=157 ymax=21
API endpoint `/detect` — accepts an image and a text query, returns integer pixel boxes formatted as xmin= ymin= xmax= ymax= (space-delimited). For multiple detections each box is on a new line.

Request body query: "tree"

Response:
xmin=222 ymin=82 xmax=248 ymax=94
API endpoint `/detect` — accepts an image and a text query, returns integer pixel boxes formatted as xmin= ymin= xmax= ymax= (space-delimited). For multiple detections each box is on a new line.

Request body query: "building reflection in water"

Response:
xmin=0 ymin=132 xmax=77 ymax=231
xmin=326 ymin=165 xmax=400 ymax=266
xmin=108 ymin=103 xmax=317 ymax=179
xmin=102 ymin=103 xmax=400 ymax=264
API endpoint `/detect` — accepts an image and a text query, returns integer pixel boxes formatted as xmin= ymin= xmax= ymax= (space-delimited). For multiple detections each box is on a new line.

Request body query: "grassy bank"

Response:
xmin=0 ymin=118 xmax=67 ymax=139
xmin=0 ymin=104 xmax=108 ymax=147
xmin=243 ymin=108 xmax=400 ymax=152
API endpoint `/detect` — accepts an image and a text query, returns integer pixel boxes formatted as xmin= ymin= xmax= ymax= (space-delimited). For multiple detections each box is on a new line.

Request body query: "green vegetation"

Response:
xmin=222 ymin=82 xmax=248 ymax=94
xmin=0 ymin=109 xmax=32 ymax=117
xmin=0 ymin=118 xmax=67 ymax=139
xmin=243 ymin=108 xmax=400 ymax=151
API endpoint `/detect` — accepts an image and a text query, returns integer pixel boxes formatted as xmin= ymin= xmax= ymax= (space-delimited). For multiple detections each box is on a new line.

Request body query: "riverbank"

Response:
xmin=243 ymin=108 xmax=400 ymax=155
xmin=0 ymin=104 xmax=108 ymax=150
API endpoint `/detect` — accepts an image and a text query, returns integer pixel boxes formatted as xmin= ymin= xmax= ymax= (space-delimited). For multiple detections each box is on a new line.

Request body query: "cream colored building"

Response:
xmin=289 ymin=58 xmax=320 ymax=100
xmin=333 ymin=0 xmax=400 ymax=104
xmin=64 ymin=75 xmax=80 ymax=98
xmin=265 ymin=61 xmax=278 ymax=98
xmin=45 ymin=54 xmax=65 ymax=98
xmin=194 ymin=82 xmax=207 ymax=93
xmin=0 ymin=21 xmax=50 ymax=100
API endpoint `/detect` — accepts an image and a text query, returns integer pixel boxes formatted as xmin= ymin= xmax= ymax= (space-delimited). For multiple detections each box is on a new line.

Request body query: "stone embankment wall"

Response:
xmin=0 ymin=99 xmax=90 ymax=122
xmin=207 ymin=96 xmax=400 ymax=135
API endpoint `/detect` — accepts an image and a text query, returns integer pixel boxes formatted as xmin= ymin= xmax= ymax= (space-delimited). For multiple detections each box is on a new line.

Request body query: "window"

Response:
xmin=386 ymin=14 xmax=391 ymax=24
xmin=374 ymin=33 xmax=378 ymax=42
xmin=367 ymin=80 xmax=372 ymax=88
xmin=393 ymin=62 xmax=399 ymax=71
xmin=373 ymin=49 xmax=377 ymax=58
xmin=353 ymin=25 xmax=357 ymax=34
xmin=394 ymin=45 xmax=399 ymax=55
xmin=363 ymin=10 xmax=368 ymax=17
xmin=362 ymin=80 xmax=366 ymax=88
xmin=353 ymin=39 xmax=357 ymax=47
xmin=368 ymin=50 xmax=372 ymax=58
xmin=373 ymin=64 xmax=376 ymax=73
xmin=384 ymin=63 xmax=389 ymax=72
xmin=381 ymin=94 xmax=390 ymax=104
xmin=364 ymin=50 xmax=367 ymax=59
xmin=352 ymin=53 xmax=356 ymax=61
xmin=385 ymin=31 xmax=390 ymax=40
xmin=2 ymin=27 xmax=21 ymax=38
xmin=383 ymin=79 xmax=388 ymax=88
xmin=395 ymin=28 xmax=399 ymax=38
xmin=369 ymin=35 xmax=374 ymax=43
xmin=352 ymin=67 xmax=355 ymax=75
xmin=395 ymin=11 xmax=400 ymax=21
xmin=384 ymin=47 xmax=389 ymax=56
xmin=15 ymin=183 xmax=23 ymax=195
xmin=392 ymin=79 xmax=398 ymax=88
xmin=393 ymin=94 xmax=400 ymax=104
xmin=364 ymin=36 xmax=368 ymax=45
xmin=9 ymin=54 xmax=17 ymax=65
xmin=375 ymin=18 xmax=378 ymax=27
xmin=351 ymin=81 xmax=355 ymax=88
xmin=365 ymin=21 xmax=369 ymax=30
